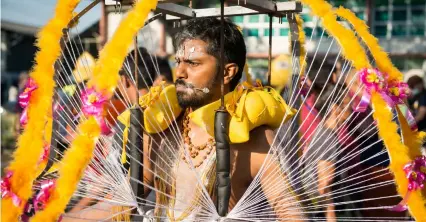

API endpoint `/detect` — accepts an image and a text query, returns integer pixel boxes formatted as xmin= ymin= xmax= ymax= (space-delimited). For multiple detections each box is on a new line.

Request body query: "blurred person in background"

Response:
xmin=270 ymin=54 xmax=292 ymax=95
xmin=115 ymin=47 xmax=158 ymax=104
xmin=406 ymin=73 xmax=426 ymax=131
xmin=300 ymin=59 xmax=337 ymax=147
xmin=153 ymin=56 xmax=174 ymax=86
xmin=64 ymin=47 xmax=159 ymax=214
xmin=338 ymin=67 xmax=405 ymax=218
xmin=303 ymin=84 xmax=355 ymax=221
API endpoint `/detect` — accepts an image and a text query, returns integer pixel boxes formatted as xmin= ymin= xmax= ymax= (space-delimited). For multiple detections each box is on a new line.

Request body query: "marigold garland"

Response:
xmin=335 ymin=7 xmax=402 ymax=82
xmin=1 ymin=0 xmax=80 ymax=221
xmin=301 ymin=0 xmax=426 ymax=220
xmin=32 ymin=0 xmax=159 ymax=219
xmin=372 ymin=94 xmax=426 ymax=220
xmin=31 ymin=117 xmax=100 ymax=222
xmin=89 ymin=0 xmax=158 ymax=94
xmin=298 ymin=0 xmax=370 ymax=70
xmin=335 ymin=5 xmax=426 ymax=218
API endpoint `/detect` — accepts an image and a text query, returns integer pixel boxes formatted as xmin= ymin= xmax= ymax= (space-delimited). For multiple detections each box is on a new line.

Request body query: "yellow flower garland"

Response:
xmin=299 ymin=0 xmax=426 ymax=219
xmin=31 ymin=0 xmax=159 ymax=220
xmin=372 ymin=95 xmax=426 ymax=220
xmin=31 ymin=117 xmax=100 ymax=222
xmin=89 ymin=0 xmax=157 ymax=94
xmin=334 ymin=7 xmax=402 ymax=81
xmin=1 ymin=0 xmax=81 ymax=221
xmin=335 ymin=6 xmax=426 ymax=219
xmin=298 ymin=0 xmax=370 ymax=70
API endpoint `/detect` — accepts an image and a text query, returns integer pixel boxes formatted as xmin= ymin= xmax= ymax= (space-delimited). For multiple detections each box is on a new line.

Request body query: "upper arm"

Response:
xmin=249 ymin=126 xmax=275 ymax=177
xmin=317 ymin=160 xmax=335 ymax=195
xmin=249 ymin=126 xmax=306 ymax=220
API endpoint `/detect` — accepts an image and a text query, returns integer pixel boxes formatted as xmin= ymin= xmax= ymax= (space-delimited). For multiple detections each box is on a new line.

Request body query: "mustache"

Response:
xmin=175 ymin=79 xmax=195 ymax=89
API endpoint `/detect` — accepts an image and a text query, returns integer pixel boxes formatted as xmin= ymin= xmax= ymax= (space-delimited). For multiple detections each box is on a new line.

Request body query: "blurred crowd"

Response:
xmin=291 ymin=59 xmax=426 ymax=219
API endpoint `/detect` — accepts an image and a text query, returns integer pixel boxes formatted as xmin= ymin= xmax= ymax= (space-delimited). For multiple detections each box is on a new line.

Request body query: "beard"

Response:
xmin=175 ymin=79 xmax=215 ymax=108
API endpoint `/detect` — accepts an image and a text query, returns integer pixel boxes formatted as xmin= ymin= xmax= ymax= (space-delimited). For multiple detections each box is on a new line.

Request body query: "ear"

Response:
xmin=332 ymin=72 xmax=337 ymax=84
xmin=120 ymin=75 xmax=131 ymax=88
xmin=224 ymin=63 xmax=239 ymax=85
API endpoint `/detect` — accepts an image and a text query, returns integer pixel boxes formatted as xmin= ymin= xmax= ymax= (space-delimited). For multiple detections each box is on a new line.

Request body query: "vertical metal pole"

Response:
xmin=130 ymin=30 xmax=145 ymax=219
xmin=219 ymin=0 xmax=225 ymax=109
xmin=267 ymin=14 xmax=273 ymax=87
xmin=285 ymin=12 xmax=303 ymax=195
xmin=100 ymin=0 xmax=108 ymax=48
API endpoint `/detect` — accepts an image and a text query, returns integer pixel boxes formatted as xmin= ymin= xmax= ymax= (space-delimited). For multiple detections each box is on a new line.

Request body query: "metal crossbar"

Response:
xmin=104 ymin=0 xmax=302 ymax=19
xmin=164 ymin=1 xmax=302 ymax=20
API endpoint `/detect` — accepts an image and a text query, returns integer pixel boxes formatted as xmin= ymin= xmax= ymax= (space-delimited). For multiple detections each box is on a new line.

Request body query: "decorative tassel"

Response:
xmin=112 ymin=206 xmax=131 ymax=222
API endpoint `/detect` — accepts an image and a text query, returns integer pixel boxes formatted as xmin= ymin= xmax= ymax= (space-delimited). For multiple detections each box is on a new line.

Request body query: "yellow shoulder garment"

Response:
xmin=189 ymin=82 xmax=296 ymax=143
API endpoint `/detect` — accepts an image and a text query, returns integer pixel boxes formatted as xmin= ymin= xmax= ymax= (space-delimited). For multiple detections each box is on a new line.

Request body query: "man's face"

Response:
xmin=174 ymin=39 xmax=218 ymax=108
xmin=115 ymin=75 xmax=148 ymax=104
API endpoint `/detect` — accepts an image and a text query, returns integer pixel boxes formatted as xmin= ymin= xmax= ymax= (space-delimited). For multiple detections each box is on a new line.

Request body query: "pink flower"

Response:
xmin=81 ymin=88 xmax=107 ymax=116
xmin=18 ymin=78 xmax=38 ymax=126
xmin=388 ymin=82 xmax=410 ymax=102
xmin=403 ymin=156 xmax=426 ymax=191
xmin=358 ymin=68 xmax=387 ymax=93
xmin=80 ymin=88 xmax=111 ymax=135
xmin=1 ymin=171 xmax=22 ymax=207
xmin=33 ymin=179 xmax=56 ymax=212
xmin=18 ymin=78 xmax=38 ymax=108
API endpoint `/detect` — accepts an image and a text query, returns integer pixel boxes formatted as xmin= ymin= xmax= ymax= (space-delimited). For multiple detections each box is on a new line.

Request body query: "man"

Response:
xmin=407 ymin=75 xmax=426 ymax=131
xmin=63 ymin=18 xmax=305 ymax=221
xmin=63 ymin=47 xmax=159 ymax=214
xmin=117 ymin=47 xmax=159 ymax=103
xmin=104 ymin=47 xmax=160 ymax=126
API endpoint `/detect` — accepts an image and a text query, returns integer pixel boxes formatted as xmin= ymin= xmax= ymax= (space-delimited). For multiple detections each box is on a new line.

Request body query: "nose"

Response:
xmin=175 ymin=62 xmax=187 ymax=79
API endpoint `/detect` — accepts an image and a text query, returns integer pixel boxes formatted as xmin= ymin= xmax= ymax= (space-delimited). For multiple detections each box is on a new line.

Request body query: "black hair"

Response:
xmin=157 ymin=57 xmax=174 ymax=83
xmin=174 ymin=17 xmax=246 ymax=90
xmin=120 ymin=47 xmax=157 ymax=90
xmin=306 ymin=58 xmax=336 ymax=86
xmin=407 ymin=75 xmax=424 ymax=89
xmin=314 ymin=84 xmax=347 ymax=118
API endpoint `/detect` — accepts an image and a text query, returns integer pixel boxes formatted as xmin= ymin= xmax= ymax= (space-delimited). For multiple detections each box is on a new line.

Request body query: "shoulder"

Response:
xmin=234 ymin=125 xmax=275 ymax=154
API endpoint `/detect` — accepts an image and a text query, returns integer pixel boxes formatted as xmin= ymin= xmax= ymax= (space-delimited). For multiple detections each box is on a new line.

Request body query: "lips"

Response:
xmin=175 ymin=80 xmax=193 ymax=90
